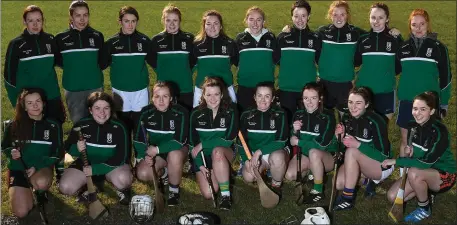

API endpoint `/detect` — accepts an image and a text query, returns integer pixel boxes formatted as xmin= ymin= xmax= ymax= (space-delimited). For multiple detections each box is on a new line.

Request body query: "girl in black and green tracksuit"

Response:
xmin=285 ymin=82 xmax=336 ymax=204
xmin=148 ymin=4 xmax=195 ymax=110
xmin=100 ymin=6 xmax=150 ymax=136
xmin=235 ymin=6 xmax=279 ymax=112
xmin=55 ymin=1 xmax=104 ymax=123
xmin=354 ymin=3 xmax=403 ymax=120
xmin=277 ymin=0 xmax=321 ymax=122
xmin=190 ymin=77 xmax=238 ymax=210
xmin=59 ymin=92 xmax=132 ymax=205
xmin=333 ymin=87 xmax=391 ymax=211
xmin=383 ymin=92 xmax=456 ymax=223
xmin=354 ymin=28 xmax=402 ymax=118
xmin=192 ymin=10 xmax=239 ymax=108
xmin=4 ymin=6 xmax=65 ymax=124
xmin=133 ymin=82 xmax=189 ymax=206
xmin=238 ymin=82 xmax=289 ymax=197
xmin=1 ymin=88 xmax=62 ymax=218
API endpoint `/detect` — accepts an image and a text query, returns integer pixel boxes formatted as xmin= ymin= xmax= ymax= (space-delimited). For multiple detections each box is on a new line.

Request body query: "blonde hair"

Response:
xmin=244 ymin=6 xmax=265 ymax=26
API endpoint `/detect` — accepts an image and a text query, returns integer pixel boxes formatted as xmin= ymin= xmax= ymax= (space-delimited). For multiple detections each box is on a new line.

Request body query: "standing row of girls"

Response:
xmin=2 ymin=0 xmax=454 ymax=223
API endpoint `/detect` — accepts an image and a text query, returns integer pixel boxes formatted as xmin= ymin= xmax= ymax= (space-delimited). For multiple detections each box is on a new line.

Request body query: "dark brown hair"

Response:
xmin=370 ymin=2 xmax=390 ymax=27
xmin=413 ymin=91 xmax=440 ymax=119
xmin=301 ymin=82 xmax=324 ymax=112
xmin=87 ymin=92 xmax=116 ymax=119
xmin=12 ymin=88 xmax=47 ymax=149
xmin=119 ymin=6 xmax=139 ymax=21
xmin=348 ymin=86 xmax=373 ymax=110
xmin=69 ymin=0 xmax=90 ymax=27
xmin=291 ymin=0 xmax=311 ymax=16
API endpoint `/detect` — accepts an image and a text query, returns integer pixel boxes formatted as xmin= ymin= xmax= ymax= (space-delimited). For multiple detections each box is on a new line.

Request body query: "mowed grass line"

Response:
xmin=1 ymin=1 xmax=456 ymax=224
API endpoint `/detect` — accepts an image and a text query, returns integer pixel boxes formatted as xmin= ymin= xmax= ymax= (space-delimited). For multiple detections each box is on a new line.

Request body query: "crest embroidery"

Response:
xmin=386 ymin=42 xmax=391 ymax=51
xmin=266 ymin=40 xmax=271 ymax=48
xmin=137 ymin=43 xmax=143 ymax=51
xmin=107 ymin=133 xmax=112 ymax=143
xmin=170 ymin=120 xmax=175 ymax=130
xmin=314 ymin=124 xmax=319 ymax=133
xmin=426 ymin=48 xmax=433 ymax=57
xmin=220 ymin=118 xmax=225 ymax=128
xmin=44 ymin=130 xmax=50 ymax=140
xmin=346 ymin=33 xmax=352 ymax=41
xmin=363 ymin=129 xmax=368 ymax=138
xmin=270 ymin=119 xmax=275 ymax=129
xmin=222 ymin=46 xmax=227 ymax=54
xmin=46 ymin=44 xmax=52 ymax=53
xmin=89 ymin=38 xmax=95 ymax=47
xmin=182 ymin=42 xmax=186 ymax=50
xmin=308 ymin=39 xmax=313 ymax=48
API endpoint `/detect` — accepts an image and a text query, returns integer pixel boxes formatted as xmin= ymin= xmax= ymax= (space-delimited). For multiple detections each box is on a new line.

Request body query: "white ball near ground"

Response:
xmin=193 ymin=218 xmax=203 ymax=225
xmin=179 ymin=216 xmax=191 ymax=225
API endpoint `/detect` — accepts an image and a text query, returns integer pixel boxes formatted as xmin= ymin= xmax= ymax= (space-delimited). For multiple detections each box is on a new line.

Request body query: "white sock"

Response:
xmin=169 ymin=186 xmax=179 ymax=194
xmin=161 ymin=167 xmax=168 ymax=178
xmin=221 ymin=191 xmax=230 ymax=197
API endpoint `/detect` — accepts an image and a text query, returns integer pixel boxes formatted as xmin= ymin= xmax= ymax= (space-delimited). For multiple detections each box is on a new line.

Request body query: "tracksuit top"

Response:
xmin=354 ymin=29 xmax=403 ymax=94
xmin=190 ymin=103 xmax=238 ymax=168
xmin=235 ymin=29 xmax=278 ymax=88
xmin=291 ymin=108 xmax=336 ymax=156
xmin=55 ymin=26 xmax=104 ymax=92
xmin=397 ymin=35 xmax=452 ymax=105
xmin=4 ymin=29 xmax=60 ymax=106
xmin=341 ymin=110 xmax=391 ymax=162
xmin=100 ymin=29 xmax=150 ymax=92
xmin=148 ymin=30 xmax=195 ymax=94
xmin=277 ymin=26 xmax=321 ymax=92
xmin=65 ymin=117 xmax=129 ymax=175
xmin=317 ymin=23 xmax=365 ymax=82
xmin=1 ymin=118 xmax=62 ymax=171
xmin=133 ymin=104 xmax=189 ymax=160
xmin=193 ymin=36 xmax=238 ymax=87
xmin=396 ymin=118 xmax=456 ymax=173
xmin=238 ymin=106 xmax=288 ymax=161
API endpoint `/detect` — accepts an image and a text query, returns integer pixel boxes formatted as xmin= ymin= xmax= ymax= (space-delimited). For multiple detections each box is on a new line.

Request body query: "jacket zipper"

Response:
xmin=376 ymin=33 xmax=379 ymax=51
xmin=172 ymin=34 xmax=175 ymax=50
xmin=35 ymin=39 xmax=41 ymax=54
xmin=128 ymin=36 xmax=131 ymax=52
xmin=97 ymin=126 xmax=100 ymax=142
xmin=212 ymin=39 xmax=214 ymax=55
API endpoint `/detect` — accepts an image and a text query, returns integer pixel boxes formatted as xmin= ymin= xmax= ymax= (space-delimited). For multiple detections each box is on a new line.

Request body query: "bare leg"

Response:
xmin=285 ymin=154 xmax=309 ymax=181
xmin=9 ymin=187 xmax=34 ymax=218
xmin=30 ymin=167 xmax=53 ymax=191
xmin=59 ymin=168 xmax=87 ymax=195
xmin=106 ymin=164 xmax=133 ymax=190
xmin=309 ymin=149 xmax=335 ymax=183
xmin=166 ymin=147 xmax=188 ymax=186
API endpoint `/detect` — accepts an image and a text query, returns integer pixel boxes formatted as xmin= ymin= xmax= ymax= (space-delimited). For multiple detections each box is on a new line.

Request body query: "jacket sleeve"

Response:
xmin=157 ymin=108 xmax=189 ymax=154
xmin=38 ymin=120 xmax=63 ymax=170
xmin=54 ymin=34 xmax=63 ymax=68
xmin=276 ymin=32 xmax=284 ymax=66
xmin=394 ymin=35 xmax=403 ymax=75
xmin=65 ymin=124 xmax=81 ymax=158
xmin=437 ymin=42 xmax=452 ymax=105
xmin=188 ymin=34 xmax=197 ymax=69
xmin=91 ymin=122 xmax=129 ymax=175
xmin=230 ymin=39 xmax=239 ymax=67
xmin=314 ymin=35 xmax=322 ymax=64
xmin=201 ymin=107 xmax=238 ymax=149
xmin=97 ymin=32 xmax=105 ymax=70
xmin=354 ymin=38 xmax=363 ymax=67
xmin=396 ymin=125 xmax=449 ymax=169
xmin=4 ymin=39 xmax=20 ymax=106
xmin=237 ymin=111 xmax=251 ymax=162
xmin=271 ymin=34 xmax=280 ymax=65
xmin=358 ymin=114 xmax=391 ymax=161
xmin=99 ymin=39 xmax=112 ymax=70
xmin=260 ymin=110 xmax=288 ymax=154
xmin=189 ymin=110 xmax=204 ymax=167
xmin=146 ymin=36 xmax=158 ymax=69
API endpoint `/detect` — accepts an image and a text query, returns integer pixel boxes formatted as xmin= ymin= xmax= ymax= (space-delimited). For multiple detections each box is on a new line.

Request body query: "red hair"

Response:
xmin=408 ymin=9 xmax=431 ymax=33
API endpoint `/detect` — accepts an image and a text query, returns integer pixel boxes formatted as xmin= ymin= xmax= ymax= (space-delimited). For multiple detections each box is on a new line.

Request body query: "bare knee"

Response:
xmin=211 ymin=147 xmax=226 ymax=162
xmin=387 ymin=188 xmax=397 ymax=203
xmin=285 ymin=169 xmax=296 ymax=181
xmin=59 ymin=180 xmax=80 ymax=195
xmin=136 ymin=168 xmax=152 ymax=182
xmin=34 ymin=176 xmax=52 ymax=190
xmin=407 ymin=168 xmax=423 ymax=183
xmin=309 ymin=149 xmax=321 ymax=162
xmin=113 ymin=172 xmax=133 ymax=189
xmin=13 ymin=207 xmax=32 ymax=219
xmin=168 ymin=151 xmax=185 ymax=165
xmin=269 ymin=152 xmax=286 ymax=168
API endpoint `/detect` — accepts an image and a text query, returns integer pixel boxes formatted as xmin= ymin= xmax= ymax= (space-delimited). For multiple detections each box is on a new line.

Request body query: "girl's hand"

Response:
xmin=335 ymin=123 xmax=345 ymax=136
xmin=292 ymin=120 xmax=303 ymax=133
xmin=342 ymin=135 xmax=361 ymax=148
xmin=11 ymin=149 xmax=21 ymax=160
xmin=191 ymin=143 xmax=203 ymax=158
xmin=26 ymin=167 xmax=36 ymax=177
xmin=145 ymin=155 xmax=154 ymax=167
xmin=381 ymin=159 xmax=396 ymax=168
xmin=290 ymin=136 xmax=299 ymax=146
xmin=77 ymin=140 xmax=86 ymax=152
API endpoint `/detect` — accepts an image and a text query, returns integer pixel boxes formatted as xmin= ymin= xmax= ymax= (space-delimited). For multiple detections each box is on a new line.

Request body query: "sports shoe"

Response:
xmin=219 ymin=196 xmax=231 ymax=210
xmin=167 ymin=192 xmax=180 ymax=206
xmin=76 ymin=190 xmax=90 ymax=204
xmin=160 ymin=169 xmax=169 ymax=186
xmin=364 ymin=179 xmax=376 ymax=199
xmin=35 ymin=191 xmax=48 ymax=206
xmin=117 ymin=189 xmax=131 ymax=205
xmin=333 ymin=196 xmax=354 ymax=211
xmin=404 ymin=207 xmax=431 ymax=223
xmin=304 ymin=189 xmax=324 ymax=204
xmin=237 ymin=162 xmax=244 ymax=177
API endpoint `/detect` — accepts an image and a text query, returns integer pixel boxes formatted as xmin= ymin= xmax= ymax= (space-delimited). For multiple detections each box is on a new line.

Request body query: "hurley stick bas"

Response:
xmin=140 ymin=122 xmax=165 ymax=213
xmin=14 ymin=143 xmax=49 ymax=225
xmin=200 ymin=151 xmax=217 ymax=208
xmin=238 ymin=131 xmax=279 ymax=208
xmin=388 ymin=127 xmax=417 ymax=222
xmin=329 ymin=133 xmax=342 ymax=213
xmin=294 ymin=129 xmax=307 ymax=205
xmin=74 ymin=127 xmax=109 ymax=220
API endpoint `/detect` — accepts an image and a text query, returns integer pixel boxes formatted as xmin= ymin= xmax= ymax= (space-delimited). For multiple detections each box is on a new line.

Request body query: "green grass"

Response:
xmin=1 ymin=1 xmax=456 ymax=224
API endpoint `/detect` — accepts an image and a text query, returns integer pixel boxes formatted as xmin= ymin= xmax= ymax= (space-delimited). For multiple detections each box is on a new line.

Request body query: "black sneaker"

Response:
xmin=333 ymin=195 xmax=354 ymax=211
xmin=167 ymin=192 xmax=180 ymax=206
xmin=219 ymin=196 xmax=231 ymax=210
xmin=160 ymin=173 xmax=169 ymax=186
xmin=76 ymin=190 xmax=90 ymax=204
xmin=117 ymin=189 xmax=131 ymax=205
xmin=364 ymin=179 xmax=376 ymax=199
xmin=304 ymin=189 xmax=324 ymax=204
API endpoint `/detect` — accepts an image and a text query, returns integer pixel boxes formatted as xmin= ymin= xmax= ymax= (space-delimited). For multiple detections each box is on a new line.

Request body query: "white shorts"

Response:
xmin=192 ymin=85 xmax=237 ymax=108
xmin=372 ymin=165 xmax=394 ymax=184
xmin=112 ymin=87 xmax=149 ymax=112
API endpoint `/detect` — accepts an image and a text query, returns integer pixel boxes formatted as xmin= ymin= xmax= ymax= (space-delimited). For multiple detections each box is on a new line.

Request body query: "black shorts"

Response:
xmin=68 ymin=159 xmax=106 ymax=183
xmin=177 ymin=92 xmax=194 ymax=112
xmin=320 ymin=79 xmax=353 ymax=112
xmin=396 ymin=100 xmax=413 ymax=129
xmin=237 ymin=85 xmax=256 ymax=113
xmin=7 ymin=170 xmax=30 ymax=188
xmin=46 ymin=97 xmax=66 ymax=124
xmin=279 ymin=90 xmax=302 ymax=124
xmin=373 ymin=91 xmax=396 ymax=115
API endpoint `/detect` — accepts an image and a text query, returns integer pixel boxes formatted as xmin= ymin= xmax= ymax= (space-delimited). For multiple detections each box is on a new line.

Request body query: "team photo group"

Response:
xmin=1 ymin=0 xmax=455 ymax=224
